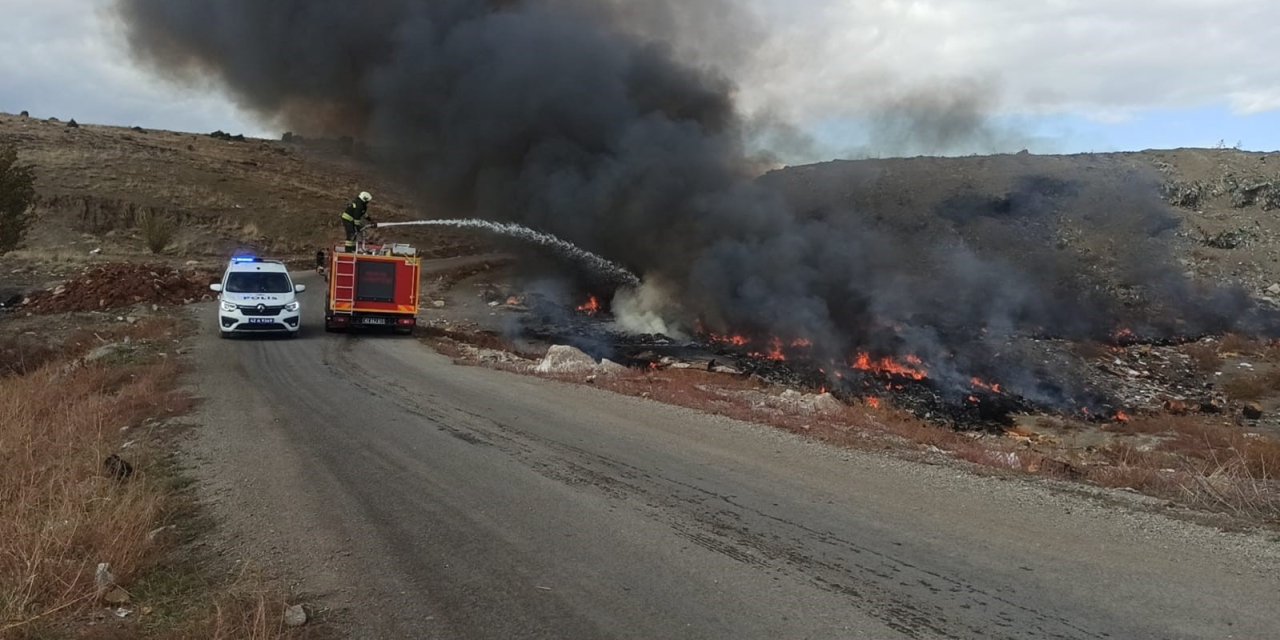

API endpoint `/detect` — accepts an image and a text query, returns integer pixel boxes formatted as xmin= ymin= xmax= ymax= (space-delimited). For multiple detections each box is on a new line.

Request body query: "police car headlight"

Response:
xmin=220 ymin=300 xmax=238 ymax=313
xmin=284 ymin=301 xmax=300 ymax=312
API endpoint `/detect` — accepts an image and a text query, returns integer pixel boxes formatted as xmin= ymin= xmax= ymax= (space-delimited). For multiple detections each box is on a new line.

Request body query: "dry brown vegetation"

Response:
xmin=1182 ymin=343 xmax=1223 ymax=374
xmin=568 ymin=365 xmax=1280 ymax=523
xmin=1220 ymin=369 xmax=1280 ymax=402
xmin=138 ymin=210 xmax=178 ymax=255
xmin=0 ymin=317 xmax=304 ymax=639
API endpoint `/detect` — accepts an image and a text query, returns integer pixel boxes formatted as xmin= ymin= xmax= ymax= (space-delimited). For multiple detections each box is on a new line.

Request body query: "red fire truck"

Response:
xmin=322 ymin=242 xmax=421 ymax=334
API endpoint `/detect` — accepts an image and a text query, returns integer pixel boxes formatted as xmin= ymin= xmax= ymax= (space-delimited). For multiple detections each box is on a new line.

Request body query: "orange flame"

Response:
xmin=577 ymin=296 xmax=601 ymax=316
xmin=751 ymin=337 xmax=787 ymax=362
xmin=851 ymin=352 xmax=928 ymax=381
xmin=970 ymin=377 xmax=1003 ymax=394
xmin=708 ymin=333 xmax=750 ymax=347
xmin=866 ymin=397 xmax=882 ymax=409
xmin=1114 ymin=411 xmax=1131 ymax=423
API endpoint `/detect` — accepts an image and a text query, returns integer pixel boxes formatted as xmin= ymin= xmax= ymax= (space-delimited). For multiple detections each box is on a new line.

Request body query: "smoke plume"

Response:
xmin=116 ymin=0 xmax=1270 ymax=405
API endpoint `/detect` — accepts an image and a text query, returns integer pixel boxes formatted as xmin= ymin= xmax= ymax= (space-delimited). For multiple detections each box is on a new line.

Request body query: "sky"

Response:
xmin=1 ymin=0 xmax=1278 ymax=160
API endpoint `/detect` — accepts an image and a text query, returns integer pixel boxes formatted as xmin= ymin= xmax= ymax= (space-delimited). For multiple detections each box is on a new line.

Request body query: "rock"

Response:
xmin=535 ymin=345 xmax=597 ymax=374
xmin=86 ymin=343 xmax=128 ymax=363
xmin=598 ymin=359 xmax=628 ymax=375
xmin=284 ymin=604 xmax=308 ymax=627
xmin=147 ymin=525 xmax=176 ymax=543
xmin=1242 ymin=402 xmax=1264 ymax=420
xmin=95 ymin=563 xmax=115 ymax=593
xmin=1267 ymin=283 xmax=1280 ymax=296
xmin=126 ymin=316 xmax=139 ymax=324
xmin=1201 ymin=396 xmax=1228 ymax=414
xmin=102 ymin=587 xmax=130 ymax=605
xmin=711 ymin=365 xmax=742 ymax=375
xmin=433 ymin=300 xmax=446 ymax=308
xmin=811 ymin=393 xmax=845 ymax=415
xmin=103 ymin=454 xmax=134 ymax=480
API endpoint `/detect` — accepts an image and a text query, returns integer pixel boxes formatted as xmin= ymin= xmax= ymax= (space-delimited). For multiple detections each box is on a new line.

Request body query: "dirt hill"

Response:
xmin=0 ymin=113 xmax=478 ymax=295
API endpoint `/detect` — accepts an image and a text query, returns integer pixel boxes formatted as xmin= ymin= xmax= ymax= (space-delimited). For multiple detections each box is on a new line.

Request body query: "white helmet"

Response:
xmin=358 ymin=191 xmax=373 ymax=203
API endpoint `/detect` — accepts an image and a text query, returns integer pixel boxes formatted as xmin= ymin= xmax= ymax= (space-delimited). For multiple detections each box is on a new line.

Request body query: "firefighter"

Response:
xmin=340 ymin=191 xmax=374 ymax=252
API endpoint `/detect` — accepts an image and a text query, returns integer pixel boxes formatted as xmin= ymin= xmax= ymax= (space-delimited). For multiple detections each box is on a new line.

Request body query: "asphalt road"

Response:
xmin=186 ymin=271 xmax=1280 ymax=640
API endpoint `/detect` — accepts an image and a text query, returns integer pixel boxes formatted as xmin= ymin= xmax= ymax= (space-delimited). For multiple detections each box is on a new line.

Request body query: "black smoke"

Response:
xmin=116 ymin=0 xmax=1271 ymax=406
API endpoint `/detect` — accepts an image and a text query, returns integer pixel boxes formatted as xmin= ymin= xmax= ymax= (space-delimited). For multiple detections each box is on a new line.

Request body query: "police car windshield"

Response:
xmin=225 ymin=272 xmax=293 ymax=294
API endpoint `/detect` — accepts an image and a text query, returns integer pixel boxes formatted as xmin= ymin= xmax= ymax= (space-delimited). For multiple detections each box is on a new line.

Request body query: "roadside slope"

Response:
xmin=185 ymin=272 xmax=1280 ymax=640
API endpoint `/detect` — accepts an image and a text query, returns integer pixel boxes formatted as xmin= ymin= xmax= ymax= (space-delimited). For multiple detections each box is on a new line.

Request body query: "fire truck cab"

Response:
xmin=322 ymin=242 xmax=421 ymax=334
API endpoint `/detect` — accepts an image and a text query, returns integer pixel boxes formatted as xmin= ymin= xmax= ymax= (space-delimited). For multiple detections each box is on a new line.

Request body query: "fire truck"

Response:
xmin=322 ymin=241 xmax=421 ymax=334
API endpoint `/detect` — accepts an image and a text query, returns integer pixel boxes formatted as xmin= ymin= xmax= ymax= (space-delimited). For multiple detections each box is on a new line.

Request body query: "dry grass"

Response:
xmin=0 ymin=333 xmax=58 ymax=376
xmin=1220 ymin=369 xmax=1280 ymax=401
xmin=137 ymin=210 xmax=177 ymax=254
xmin=1183 ymin=343 xmax=1223 ymax=373
xmin=1218 ymin=333 xmax=1266 ymax=355
xmin=0 ymin=317 xmax=305 ymax=638
xmin=0 ymin=360 xmax=188 ymax=635
xmin=1085 ymin=414 xmax=1280 ymax=518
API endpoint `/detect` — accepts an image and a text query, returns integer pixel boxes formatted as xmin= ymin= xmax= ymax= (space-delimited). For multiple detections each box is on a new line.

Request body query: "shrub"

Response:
xmin=138 ymin=209 xmax=176 ymax=254
xmin=0 ymin=145 xmax=36 ymax=254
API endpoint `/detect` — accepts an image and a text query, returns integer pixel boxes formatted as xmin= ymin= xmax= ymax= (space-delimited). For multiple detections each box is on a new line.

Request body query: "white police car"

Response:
xmin=209 ymin=257 xmax=305 ymax=338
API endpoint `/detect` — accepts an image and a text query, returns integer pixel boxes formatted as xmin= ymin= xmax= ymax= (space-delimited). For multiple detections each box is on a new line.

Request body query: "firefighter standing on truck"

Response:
xmin=340 ymin=191 xmax=374 ymax=252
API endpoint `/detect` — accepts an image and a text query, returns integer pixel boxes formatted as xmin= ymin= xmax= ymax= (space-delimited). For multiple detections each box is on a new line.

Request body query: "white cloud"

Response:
xmin=0 ymin=0 xmax=1275 ymax=146
xmin=733 ymin=0 xmax=1280 ymax=123
xmin=0 ymin=0 xmax=264 ymax=134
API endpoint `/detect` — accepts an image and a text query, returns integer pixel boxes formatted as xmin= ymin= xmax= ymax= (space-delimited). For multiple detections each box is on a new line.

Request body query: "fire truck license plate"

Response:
xmin=362 ymin=318 xmax=387 ymax=325
xmin=248 ymin=318 xmax=273 ymax=324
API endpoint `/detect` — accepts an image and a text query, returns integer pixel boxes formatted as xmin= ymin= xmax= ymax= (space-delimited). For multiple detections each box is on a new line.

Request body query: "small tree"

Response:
xmin=0 ymin=145 xmax=35 ymax=254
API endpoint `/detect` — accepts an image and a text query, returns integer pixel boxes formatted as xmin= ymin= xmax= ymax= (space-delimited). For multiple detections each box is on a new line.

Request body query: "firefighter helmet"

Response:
xmin=358 ymin=191 xmax=373 ymax=203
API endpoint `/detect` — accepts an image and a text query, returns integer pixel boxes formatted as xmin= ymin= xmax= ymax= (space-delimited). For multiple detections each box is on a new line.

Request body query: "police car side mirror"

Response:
xmin=294 ymin=284 xmax=307 ymax=293
xmin=210 ymin=283 xmax=222 ymax=292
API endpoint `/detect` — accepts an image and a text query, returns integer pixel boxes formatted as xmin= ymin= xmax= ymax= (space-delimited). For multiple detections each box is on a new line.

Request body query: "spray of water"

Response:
xmin=377 ymin=219 xmax=641 ymax=287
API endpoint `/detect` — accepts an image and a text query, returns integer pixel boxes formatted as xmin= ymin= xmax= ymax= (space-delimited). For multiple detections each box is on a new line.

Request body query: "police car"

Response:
xmin=209 ymin=256 xmax=305 ymax=338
